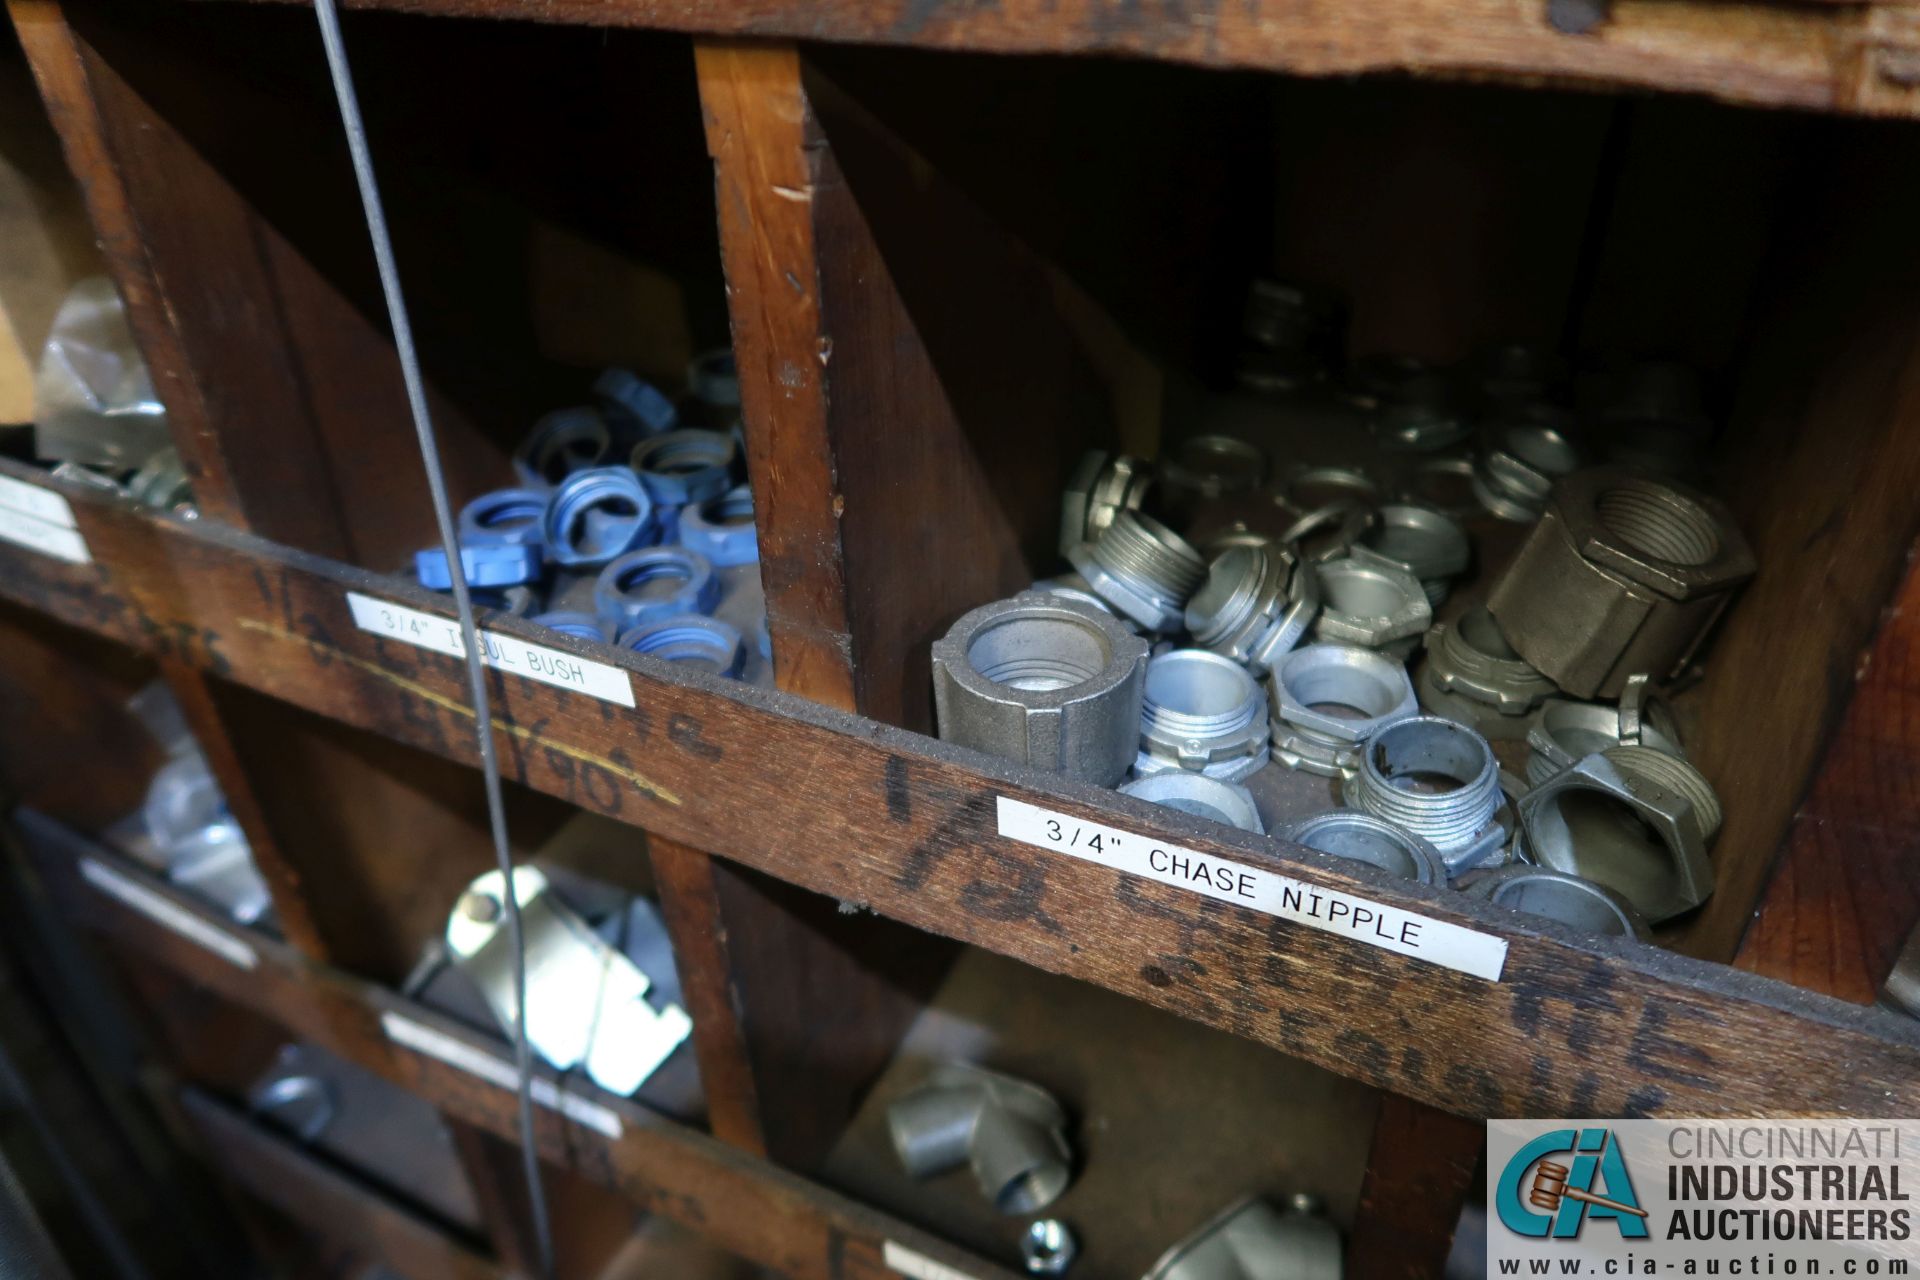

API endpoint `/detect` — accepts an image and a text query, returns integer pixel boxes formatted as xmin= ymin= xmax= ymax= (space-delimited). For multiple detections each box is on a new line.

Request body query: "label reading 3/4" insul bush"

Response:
xmin=345 ymin=592 xmax=634 ymax=707
xmin=995 ymin=796 xmax=1508 ymax=981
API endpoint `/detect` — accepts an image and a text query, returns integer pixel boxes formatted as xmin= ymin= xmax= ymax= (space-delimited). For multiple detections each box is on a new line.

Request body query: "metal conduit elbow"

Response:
xmin=886 ymin=1063 xmax=1073 ymax=1215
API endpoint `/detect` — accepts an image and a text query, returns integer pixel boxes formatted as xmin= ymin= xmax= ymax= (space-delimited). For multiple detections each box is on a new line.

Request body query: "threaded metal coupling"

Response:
xmin=1184 ymin=540 xmax=1315 ymax=673
xmin=1135 ymin=649 xmax=1270 ymax=783
xmin=1286 ymin=810 xmax=1443 ymax=885
xmin=1069 ymin=510 xmax=1207 ymax=634
xmin=1343 ymin=715 xmax=1507 ymax=872
xmin=932 ymin=594 xmax=1148 ymax=786
xmin=1422 ymin=606 xmax=1557 ymax=716
xmin=1270 ymin=643 xmax=1418 ymax=778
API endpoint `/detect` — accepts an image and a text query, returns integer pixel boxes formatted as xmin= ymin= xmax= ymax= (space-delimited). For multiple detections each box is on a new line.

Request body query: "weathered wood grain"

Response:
xmin=227 ymin=0 xmax=1920 ymax=120
xmin=2 ymin=462 xmax=1917 ymax=1120
xmin=1348 ymin=1097 xmax=1483 ymax=1279
xmin=18 ymin=819 xmax=1019 ymax=1280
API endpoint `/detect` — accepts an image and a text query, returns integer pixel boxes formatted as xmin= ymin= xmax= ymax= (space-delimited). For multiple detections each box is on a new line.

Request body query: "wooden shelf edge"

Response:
xmin=229 ymin=0 xmax=1920 ymax=120
xmin=14 ymin=817 xmax=1021 ymax=1280
xmin=3 ymin=462 xmax=1918 ymax=1122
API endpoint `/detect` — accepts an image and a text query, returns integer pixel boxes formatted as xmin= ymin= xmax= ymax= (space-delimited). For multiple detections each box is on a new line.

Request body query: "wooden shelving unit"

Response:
xmin=2 ymin=0 xmax=1919 ymax=1275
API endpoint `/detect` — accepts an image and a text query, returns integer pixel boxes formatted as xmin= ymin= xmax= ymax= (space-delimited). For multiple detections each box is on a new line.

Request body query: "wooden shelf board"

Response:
xmin=1 ymin=461 xmax=1918 ymax=1122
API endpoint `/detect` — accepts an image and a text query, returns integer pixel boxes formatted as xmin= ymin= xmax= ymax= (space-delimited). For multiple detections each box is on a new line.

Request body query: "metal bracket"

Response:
xmin=445 ymin=866 xmax=692 ymax=1096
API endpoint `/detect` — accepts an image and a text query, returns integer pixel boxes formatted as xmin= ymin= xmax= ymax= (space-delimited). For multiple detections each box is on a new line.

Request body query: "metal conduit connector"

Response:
xmin=932 ymin=594 xmax=1149 ymax=786
xmin=1487 ymin=467 xmax=1755 ymax=698
xmin=688 ymin=347 xmax=742 ymax=411
xmin=888 ymin=1062 xmax=1073 ymax=1215
xmin=1309 ymin=551 xmax=1432 ymax=655
xmin=1022 ymin=1220 xmax=1078 ymax=1276
xmin=1277 ymin=500 xmax=1375 ymax=564
xmin=1421 ymin=606 xmax=1557 ymax=717
xmin=1068 ymin=510 xmax=1206 ymax=634
xmin=1134 ymin=649 xmax=1270 ymax=783
xmin=459 ymin=487 xmax=549 ymax=550
xmin=594 ymin=548 xmax=719 ymax=630
xmin=631 ymin=429 xmax=737 ymax=508
xmin=414 ymin=543 xmax=542 ymax=590
xmin=617 ymin=615 xmax=744 ymax=678
xmin=1518 ymin=744 xmax=1720 ymax=923
xmin=1160 ymin=434 xmax=1267 ymax=505
xmin=1403 ymin=454 xmax=1481 ymax=520
xmin=1526 ymin=683 xmax=1686 ymax=785
xmin=1344 ymin=715 xmax=1508 ymax=874
xmin=1359 ymin=504 xmax=1469 ymax=606
xmin=1271 ymin=643 xmax=1418 ymax=778
xmin=530 ymin=610 xmax=612 ymax=643
xmin=678 ymin=484 xmax=758 ymax=566
xmin=1279 ymin=464 xmax=1380 ymax=514
xmin=1462 ymin=864 xmax=1650 ymax=941
xmin=593 ymin=368 xmax=678 ymax=437
xmin=1059 ymin=450 xmax=1154 ymax=558
xmin=544 ymin=467 xmax=656 ymax=568
xmin=1471 ymin=405 xmax=1583 ymax=522
xmin=1145 ymin=1194 xmax=1343 ymax=1280
xmin=1286 ymin=810 xmax=1443 ymax=885
xmin=515 ymin=406 xmax=612 ymax=487
xmin=1029 ymin=573 xmax=1124 ymax=623
xmin=1121 ymin=772 xmax=1264 ymax=834
xmin=1185 ymin=541 xmax=1316 ymax=674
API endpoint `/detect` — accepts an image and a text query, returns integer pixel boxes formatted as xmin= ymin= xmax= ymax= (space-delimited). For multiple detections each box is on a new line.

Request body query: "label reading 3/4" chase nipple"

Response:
xmin=995 ymin=796 xmax=1507 ymax=981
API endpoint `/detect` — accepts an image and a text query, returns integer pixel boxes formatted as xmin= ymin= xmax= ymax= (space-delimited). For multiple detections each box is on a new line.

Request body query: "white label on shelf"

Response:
xmin=0 ymin=476 xmax=89 ymax=565
xmin=882 ymin=1241 xmax=978 ymax=1280
xmin=345 ymin=592 xmax=634 ymax=707
xmin=995 ymin=796 xmax=1509 ymax=982
xmin=379 ymin=1011 xmax=624 ymax=1139
xmin=80 ymin=857 xmax=258 ymax=970
xmin=0 ymin=474 xmax=80 ymax=527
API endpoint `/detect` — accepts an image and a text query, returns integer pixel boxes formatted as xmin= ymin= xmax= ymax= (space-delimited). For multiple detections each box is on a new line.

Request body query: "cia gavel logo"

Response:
xmin=1494 ymin=1127 xmax=1651 ymax=1240
xmin=1528 ymin=1160 xmax=1649 ymax=1220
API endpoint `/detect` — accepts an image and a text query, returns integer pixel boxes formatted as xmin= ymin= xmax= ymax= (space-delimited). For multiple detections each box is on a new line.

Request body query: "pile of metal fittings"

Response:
xmin=930 ymin=281 xmax=1757 ymax=943
xmin=408 ymin=351 xmax=770 ymax=683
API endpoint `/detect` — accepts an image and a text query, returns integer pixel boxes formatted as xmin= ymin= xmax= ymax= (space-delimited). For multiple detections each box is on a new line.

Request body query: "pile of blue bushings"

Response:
xmin=413 ymin=356 xmax=770 ymax=682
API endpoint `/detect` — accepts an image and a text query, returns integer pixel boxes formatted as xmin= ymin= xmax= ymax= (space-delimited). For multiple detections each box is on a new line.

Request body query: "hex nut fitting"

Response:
xmin=931 ymin=594 xmax=1149 ymax=786
xmin=1517 ymin=744 xmax=1721 ymax=923
xmin=1134 ymin=649 xmax=1271 ymax=783
xmin=1471 ymin=407 xmax=1582 ymax=522
xmin=1069 ymin=510 xmax=1207 ymax=634
xmin=1309 ymin=551 xmax=1433 ymax=651
xmin=1120 ymin=772 xmax=1264 ymax=834
xmin=678 ymin=485 xmax=758 ymax=566
xmin=1422 ymin=606 xmax=1557 ymax=716
xmin=1160 ymin=434 xmax=1267 ymax=504
xmin=1360 ymin=504 xmax=1470 ymax=605
xmin=1185 ymin=541 xmax=1316 ymax=673
xmin=1270 ymin=643 xmax=1418 ymax=778
xmin=1343 ymin=715 xmax=1508 ymax=873
xmin=1526 ymin=690 xmax=1687 ymax=786
xmin=1487 ymin=468 xmax=1756 ymax=698
xmin=1461 ymin=864 xmax=1649 ymax=941
xmin=1059 ymin=450 xmax=1154 ymax=558
xmin=1286 ymin=810 xmax=1443 ymax=885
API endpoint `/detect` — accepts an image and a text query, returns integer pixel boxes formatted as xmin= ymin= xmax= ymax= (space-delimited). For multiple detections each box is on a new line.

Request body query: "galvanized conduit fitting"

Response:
xmin=1185 ymin=540 xmax=1316 ymax=674
xmin=1422 ymin=606 xmax=1557 ymax=716
xmin=1471 ymin=407 xmax=1582 ymax=522
xmin=1486 ymin=468 xmax=1755 ymax=698
xmin=888 ymin=1063 xmax=1072 ymax=1215
xmin=1059 ymin=450 xmax=1155 ymax=558
xmin=1518 ymin=744 xmax=1721 ymax=923
xmin=1462 ymin=864 xmax=1650 ymax=941
xmin=932 ymin=594 xmax=1149 ymax=786
xmin=1144 ymin=1194 xmax=1342 ymax=1280
xmin=1344 ymin=715 xmax=1507 ymax=872
xmin=1359 ymin=503 xmax=1469 ymax=605
xmin=544 ymin=467 xmax=656 ymax=568
xmin=1309 ymin=552 xmax=1432 ymax=654
xmin=1525 ymin=684 xmax=1686 ymax=785
xmin=1121 ymin=772 xmax=1264 ymax=834
xmin=630 ymin=429 xmax=737 ymax=508
xmin=1069 ymin=510 xmax=1207 ymax=634
xmin=1286 ymin=810 xmax=1443 ymax=884
xmin=1270 ymin=643 xmax=1418 ymax=778
xmin=1134 ymin=649 xmax=1270 ymax=783
xmin=1160 ymin=434 xmax=1267 ymax=505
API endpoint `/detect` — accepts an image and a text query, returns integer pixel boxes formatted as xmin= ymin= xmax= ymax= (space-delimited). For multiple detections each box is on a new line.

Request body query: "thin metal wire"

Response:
xmin=308 ymin=5 xmax=553 ymax=1276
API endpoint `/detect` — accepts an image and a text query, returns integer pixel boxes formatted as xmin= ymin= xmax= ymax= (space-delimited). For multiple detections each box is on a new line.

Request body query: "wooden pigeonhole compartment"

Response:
xmin=0 ymin=0 xmax=1918 ymax=1277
